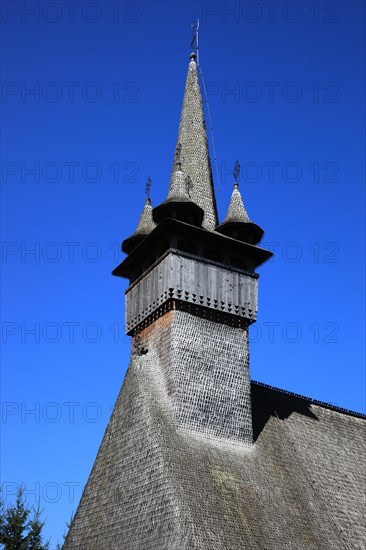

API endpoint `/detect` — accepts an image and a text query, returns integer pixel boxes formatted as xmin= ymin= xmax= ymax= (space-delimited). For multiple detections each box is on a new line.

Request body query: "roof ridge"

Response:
xmin=251 ymin=379 xmax=366 ymax=419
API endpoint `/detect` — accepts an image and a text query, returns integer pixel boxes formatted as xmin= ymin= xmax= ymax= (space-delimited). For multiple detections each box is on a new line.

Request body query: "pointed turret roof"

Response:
xmin=122 ymin=197 xmax=156 ymax=253
xmin=217 ymin=181 xmax=264 ymax=245
xmin=224 ymin=183 xmax=251 ymax=224
xmin=135 ymin=196 xmax=156 ymax=234
xmin=153 ymin=159 xmax=204 ymax=226
xmin=166 ymin=160 xmax=191 ymax=203
xmin=169 ymin=52 xmax=218 ymax=230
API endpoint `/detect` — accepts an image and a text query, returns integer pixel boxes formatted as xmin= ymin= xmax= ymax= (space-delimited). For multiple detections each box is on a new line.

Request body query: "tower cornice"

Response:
xmin=112 ymin=217 xmax=272 ymax=281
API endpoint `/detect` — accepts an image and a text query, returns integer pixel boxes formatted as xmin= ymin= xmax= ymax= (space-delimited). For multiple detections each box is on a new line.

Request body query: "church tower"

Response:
xmin=113 ymin=50 xmax=272 ymax=444
xmin=63 ymin=48 xmax=272 ymax=549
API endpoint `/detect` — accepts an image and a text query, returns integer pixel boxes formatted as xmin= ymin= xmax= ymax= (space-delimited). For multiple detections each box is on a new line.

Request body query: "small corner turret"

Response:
xmin=153 ymin=142 xmax=204 ymax=226
xmin=216 ymin=161 xmax=264 ymax=245
xmin=121 ymin=177 xmax=156 ymax=254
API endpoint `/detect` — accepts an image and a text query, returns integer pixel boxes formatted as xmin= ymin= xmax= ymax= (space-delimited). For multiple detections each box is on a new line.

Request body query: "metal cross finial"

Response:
xmin=145 ymin=176 xmax=152 ymax=198
xmin=190 ymin=19 xmax=199 ymax=54
xmin=233 ymin=161 xmax=240 ymax=183
xmin=190 ymin=21 xmax=196 ymax=52
xmin=185 ymin=175 xmax=193 ymax=197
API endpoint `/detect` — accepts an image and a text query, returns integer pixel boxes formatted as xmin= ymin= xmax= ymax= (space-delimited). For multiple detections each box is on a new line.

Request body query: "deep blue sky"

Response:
xmin=1 ymin=0 xmax=365 ymax=546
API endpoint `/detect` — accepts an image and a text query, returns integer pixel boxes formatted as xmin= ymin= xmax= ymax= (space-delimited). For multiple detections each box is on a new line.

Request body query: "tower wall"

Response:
xmin=137 ymin=308 xmax=253 ymax=444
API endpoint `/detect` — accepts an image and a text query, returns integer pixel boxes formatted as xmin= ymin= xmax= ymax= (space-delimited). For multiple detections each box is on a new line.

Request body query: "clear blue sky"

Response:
xmin=1 ymin=0 xmax=365 ymax=546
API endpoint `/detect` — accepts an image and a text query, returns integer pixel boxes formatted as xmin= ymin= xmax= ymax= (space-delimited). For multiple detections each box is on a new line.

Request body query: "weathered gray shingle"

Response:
xmin=223 ymin=183 xmax=251 ymax=224
xmin=162 ymin=162 xmax=192 ymax=204
xmin=133 ymin=197 xmax=156 ymax=235
xmin=122 ymin=197 xmax=156 ymax=253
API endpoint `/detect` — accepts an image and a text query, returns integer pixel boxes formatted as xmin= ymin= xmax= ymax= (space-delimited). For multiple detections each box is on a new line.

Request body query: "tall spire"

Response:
xmin=168 ymin=51 xmax=218 ymax=230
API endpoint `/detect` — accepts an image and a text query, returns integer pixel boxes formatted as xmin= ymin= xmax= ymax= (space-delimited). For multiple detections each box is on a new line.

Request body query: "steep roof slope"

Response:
xmin=63 ymin=352 xmax=366 ymax=549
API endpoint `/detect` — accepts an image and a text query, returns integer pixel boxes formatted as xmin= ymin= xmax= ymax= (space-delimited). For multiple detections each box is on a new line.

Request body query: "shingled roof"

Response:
xmin=63 ymin=353 xmax=366 ymax=549
xmin=223 ymin=183 xmax=251 ymax=224
xmin=121 ymin=196 xmax=156 ymax=254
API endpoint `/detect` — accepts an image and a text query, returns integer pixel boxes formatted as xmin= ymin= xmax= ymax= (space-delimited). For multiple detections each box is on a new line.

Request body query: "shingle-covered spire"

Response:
xmin=224 ymin=183 xmax=251 ymax=224
xmin=122 ymin=197 xmax=156 ymax=253
xmin=169 ymin=52 xmax=218 ymax=230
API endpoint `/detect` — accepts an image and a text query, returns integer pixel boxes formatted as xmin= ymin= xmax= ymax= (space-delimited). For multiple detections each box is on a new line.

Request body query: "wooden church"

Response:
xmin=63 ymin=43 xmax=366 ymax=549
